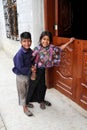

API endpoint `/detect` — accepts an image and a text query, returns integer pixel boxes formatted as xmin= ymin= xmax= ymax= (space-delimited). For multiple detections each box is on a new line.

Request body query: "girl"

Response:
xmin=26 ymin=31 xmax=75 ymax=109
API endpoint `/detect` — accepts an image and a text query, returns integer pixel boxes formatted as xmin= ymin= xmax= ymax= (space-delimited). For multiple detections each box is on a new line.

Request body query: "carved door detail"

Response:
xmin=53 ymin=37 xmax=75 ymax=100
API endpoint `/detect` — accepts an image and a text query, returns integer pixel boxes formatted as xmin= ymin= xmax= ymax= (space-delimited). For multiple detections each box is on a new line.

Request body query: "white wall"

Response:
xmin=0 ymin=38 xmax=20 ymax=58
xmin=17 ymin=0 xmax=44 ymax=49
xmin=0 ymin=0 xmax=7 ymax=49
xmin=0 ymin=0 xmax=6 ymax=39
xmin=0 ymin=0 xmax=44 ymax=56
xmin=32 ymin=0 xmax=44 ymax=47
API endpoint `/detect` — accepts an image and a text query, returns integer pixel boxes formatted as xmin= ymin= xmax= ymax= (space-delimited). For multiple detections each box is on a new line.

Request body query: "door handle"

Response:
xmin=53 ymin=24 xmax=58 ymax=30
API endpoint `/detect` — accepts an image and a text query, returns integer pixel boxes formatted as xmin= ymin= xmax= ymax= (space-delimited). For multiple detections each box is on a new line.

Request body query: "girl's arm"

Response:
xmin=59 ymin=37 xmax=75 ymax=50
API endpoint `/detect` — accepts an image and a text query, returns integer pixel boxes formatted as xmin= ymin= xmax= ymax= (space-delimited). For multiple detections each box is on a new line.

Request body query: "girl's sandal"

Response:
xmin=40 ymin=102 xmax=46 ymax=109
xmin=44 ymin=100 xmax=52 ymax=106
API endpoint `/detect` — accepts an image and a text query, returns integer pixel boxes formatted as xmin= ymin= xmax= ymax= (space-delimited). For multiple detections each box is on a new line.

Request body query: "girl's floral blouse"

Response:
xmin=32 ymin=44 xmax=61 ymax=68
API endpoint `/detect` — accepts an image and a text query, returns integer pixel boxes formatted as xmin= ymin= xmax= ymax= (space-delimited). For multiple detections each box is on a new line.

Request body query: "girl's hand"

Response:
xmin=70 ymin=37 xmax=75 ymax=43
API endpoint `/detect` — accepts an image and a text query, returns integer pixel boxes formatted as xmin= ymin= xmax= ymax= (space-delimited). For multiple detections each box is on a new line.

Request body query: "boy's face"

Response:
xmin=41 ymin=35 xmax=50 ymax=47
xmin=21 ymin=38 xmax=31 ymax=49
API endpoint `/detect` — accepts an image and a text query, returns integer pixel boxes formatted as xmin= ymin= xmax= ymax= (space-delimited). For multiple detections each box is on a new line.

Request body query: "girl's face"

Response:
xmin=40 ymin=35 xmax=50 ymax=47
xmin=21 ymin=38 xmax=31 ymax=49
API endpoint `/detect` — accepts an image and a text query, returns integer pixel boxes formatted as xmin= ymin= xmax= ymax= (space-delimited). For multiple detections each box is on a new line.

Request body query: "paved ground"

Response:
xmin=0 ymin=113 xmax=6 ymax=130
xmin=0 ymin=50 xmax=87 ymax=130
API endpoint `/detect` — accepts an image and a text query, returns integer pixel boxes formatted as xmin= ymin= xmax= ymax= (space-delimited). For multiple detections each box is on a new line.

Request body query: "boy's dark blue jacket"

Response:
xmin=12 ymin=46 xmax=33 ymax=76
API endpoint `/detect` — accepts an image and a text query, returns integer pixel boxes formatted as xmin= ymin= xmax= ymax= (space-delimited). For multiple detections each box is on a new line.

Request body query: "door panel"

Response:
xmin=58 ymin=0 xmax=72 ymax=37
xmin=52 ymin=37 xmax=87 ymax=110
xmin=44 ymin=0 xmax=55 ymax=36
xmin=79 ymin=48 xmax=87 ymax=109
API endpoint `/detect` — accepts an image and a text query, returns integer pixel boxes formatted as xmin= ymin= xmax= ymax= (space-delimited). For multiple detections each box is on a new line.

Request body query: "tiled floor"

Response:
xmin=0 ymin=50 xmax=87 ymax=130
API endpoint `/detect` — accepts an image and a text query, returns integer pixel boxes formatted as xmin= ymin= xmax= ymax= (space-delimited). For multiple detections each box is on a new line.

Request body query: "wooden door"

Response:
xmin=44 ymin=0 xmax=87 ymax=110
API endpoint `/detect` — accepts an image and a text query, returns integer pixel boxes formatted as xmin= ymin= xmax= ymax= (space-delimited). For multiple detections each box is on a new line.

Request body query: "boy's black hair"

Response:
xmin=39 ymin=31 xmax=53 ymax=43
xmin=20 ymin=32 xmax=31 ymax=41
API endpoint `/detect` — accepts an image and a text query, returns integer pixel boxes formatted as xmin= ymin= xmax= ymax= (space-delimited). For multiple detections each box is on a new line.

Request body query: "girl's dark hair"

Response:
xmin=39 ymin=31 xmax=53 ymax=43
xmin=20 ymin=32 xmax=31 ymax=41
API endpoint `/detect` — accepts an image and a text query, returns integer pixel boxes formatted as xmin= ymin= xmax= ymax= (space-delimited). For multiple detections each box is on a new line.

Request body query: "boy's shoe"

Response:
xmin=27 ymin=103 xmax=34 ymax=108
xmin=40 ymin=102 xmax=46 ymax=109
xmin=44 ymin=100 xmax=52 ymax=106
xmin=24 ymin=110 xmax=33 ymax=116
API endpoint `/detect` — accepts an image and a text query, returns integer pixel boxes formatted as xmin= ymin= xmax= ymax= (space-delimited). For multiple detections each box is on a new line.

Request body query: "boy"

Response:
xmin=12 ymin=32 xmax=34 ymax=116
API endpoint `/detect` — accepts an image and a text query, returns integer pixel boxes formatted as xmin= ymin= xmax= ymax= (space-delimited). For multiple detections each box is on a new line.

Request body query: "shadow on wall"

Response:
xmin=0 ymin=38 xmax=20 ymax=58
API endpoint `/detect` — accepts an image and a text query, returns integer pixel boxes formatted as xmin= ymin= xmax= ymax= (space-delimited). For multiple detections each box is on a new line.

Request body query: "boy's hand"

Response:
xmin=31 ymin=65 xmax=37 ymax=80
xmin=31 ymin=65 xmax=36 ymax=73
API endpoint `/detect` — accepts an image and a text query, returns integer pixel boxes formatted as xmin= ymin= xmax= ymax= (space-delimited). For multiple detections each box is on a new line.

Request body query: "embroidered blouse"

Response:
xmin=32 ymin=44 xmax=61 ymax=68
